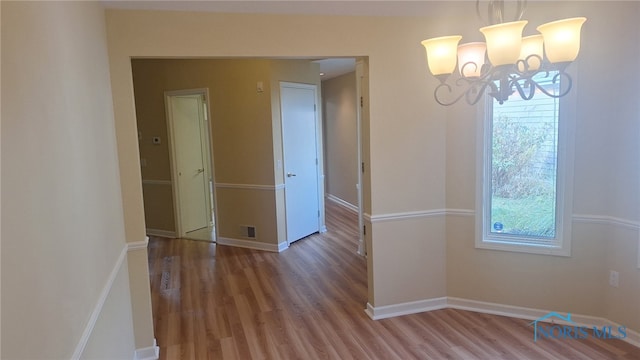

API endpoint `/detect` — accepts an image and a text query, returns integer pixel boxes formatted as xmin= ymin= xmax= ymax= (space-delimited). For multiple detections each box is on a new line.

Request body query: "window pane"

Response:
xmin=489 ymin=73 xmax=559 ymax=239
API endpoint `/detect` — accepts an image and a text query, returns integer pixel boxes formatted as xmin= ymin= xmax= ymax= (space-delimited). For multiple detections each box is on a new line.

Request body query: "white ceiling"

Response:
xmin=313 ymin=58 xmax=356 ymax=80
xmin=100 ymin=1 xmax=469 ymax=17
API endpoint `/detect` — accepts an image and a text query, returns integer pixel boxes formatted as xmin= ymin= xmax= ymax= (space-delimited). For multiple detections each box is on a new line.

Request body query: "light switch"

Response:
xmin=257 ymin=81 xmax=264 ymax=93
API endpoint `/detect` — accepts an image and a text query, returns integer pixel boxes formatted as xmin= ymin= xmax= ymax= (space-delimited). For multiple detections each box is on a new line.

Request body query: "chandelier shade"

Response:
xmin=421 ymin=35 xmax=462 ymax=76
xmin=479 ymin=20 xmax=528 ymax=66
xmin=457 ymin=42 xmax=487 ymax=78
xmin=420 ymin=0 xmax=586 ymax=106
xmin=519 ymin=34 xmax=544 ymax=71
xmin=537 ymin=17 xmax=587 ymax=63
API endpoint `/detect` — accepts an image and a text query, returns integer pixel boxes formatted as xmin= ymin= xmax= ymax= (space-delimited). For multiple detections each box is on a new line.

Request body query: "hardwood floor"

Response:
xmin=148 ymin=201 xmax=640 ymax=359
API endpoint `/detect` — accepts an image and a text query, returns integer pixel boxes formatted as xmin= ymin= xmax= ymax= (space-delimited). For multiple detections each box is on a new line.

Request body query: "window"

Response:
xmin=476 ymin=72 xmax=574 ymax=256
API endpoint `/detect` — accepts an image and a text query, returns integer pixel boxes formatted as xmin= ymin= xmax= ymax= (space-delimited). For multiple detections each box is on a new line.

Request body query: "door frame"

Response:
xmin=164 ymin=88 xmax=217 ymax=239
xmin=355 ymin=59 xmax=366 ymax=256
xmin=280 ymin=81 xmax=325 ymax=245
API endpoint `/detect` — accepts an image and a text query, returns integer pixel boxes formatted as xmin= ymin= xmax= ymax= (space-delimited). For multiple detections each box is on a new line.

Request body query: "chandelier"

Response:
xmin=421 ymin=0 xmax=586 ymax=106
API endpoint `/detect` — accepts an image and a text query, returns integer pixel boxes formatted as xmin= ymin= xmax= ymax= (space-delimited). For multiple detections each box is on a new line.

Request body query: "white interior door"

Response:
xmin=281 ymin=83 xmax=320 ymax=244
xmin=168 ymin=94 xmax=210 ymax=234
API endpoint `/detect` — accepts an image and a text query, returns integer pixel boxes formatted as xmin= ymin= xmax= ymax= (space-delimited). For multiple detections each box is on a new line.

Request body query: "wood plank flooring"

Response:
xmin=148 ymin=201 xmax=640 ymax=359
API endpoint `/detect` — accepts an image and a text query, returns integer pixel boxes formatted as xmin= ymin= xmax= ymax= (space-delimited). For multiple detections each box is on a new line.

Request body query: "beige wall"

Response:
xmin=132 ymin=59 xmax=320 ymax=244
xmin=1 ymin=2 xmax=138 ymax=358
xmin=106 ymin=1 xmax=639 ymax=330
xmin=106 ymin=8 xmax=442 ymax=309
xmin=445 ymin=1 xmax=640 ymax=331
xmin=322 ymin=72 xmax=359 ymax=207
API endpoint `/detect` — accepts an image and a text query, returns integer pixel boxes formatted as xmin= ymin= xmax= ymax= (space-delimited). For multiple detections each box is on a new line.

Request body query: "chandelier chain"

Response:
xmin=476 ymin=0 xmax=527 ymax=25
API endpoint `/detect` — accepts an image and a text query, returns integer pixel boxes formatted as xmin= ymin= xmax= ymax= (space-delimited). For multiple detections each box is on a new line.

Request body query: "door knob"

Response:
xmin=287 ymin=172 xmax=297 ymax=177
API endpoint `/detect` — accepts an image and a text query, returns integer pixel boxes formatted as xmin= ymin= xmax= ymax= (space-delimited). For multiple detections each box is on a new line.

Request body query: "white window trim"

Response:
xmin=475 ymin=72 xmax=576 ymax=257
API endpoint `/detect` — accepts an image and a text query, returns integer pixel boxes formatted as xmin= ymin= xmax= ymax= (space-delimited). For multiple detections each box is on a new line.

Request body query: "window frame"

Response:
xmin=475 ymin=73 xmax=576 ymax=257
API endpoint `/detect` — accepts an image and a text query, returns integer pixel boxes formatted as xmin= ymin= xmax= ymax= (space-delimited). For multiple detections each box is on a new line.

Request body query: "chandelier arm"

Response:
xmin=429 ymin=69 xmax=573 ymax=106
xmin=511 ymin=77 xmax=536 ymax=101
xmin=465 ymin=81 xmax=491 ymax=105
xmin=534 ymin=71 xmax=573 ymax=98
xmin=514 ymin=54 xmax=543 ymax=75
xmin=478 ymin=65 xmax=498 ymax=84
xmin=433 ymin=82 xmax=468 ymax=106
xmin=461 ymin=61 xmax=481 ymax=78
xmin=487 ymin=75 xmax=515 ymax=104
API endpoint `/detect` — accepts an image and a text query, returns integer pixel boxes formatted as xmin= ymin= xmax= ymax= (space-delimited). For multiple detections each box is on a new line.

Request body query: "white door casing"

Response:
xmin=166 ymin=91 xmax=212 ymax=236
xmin=281 ymin=82 xmax=321 ymax=244
xmin=355 ymin=59 xmax=366 ymax=256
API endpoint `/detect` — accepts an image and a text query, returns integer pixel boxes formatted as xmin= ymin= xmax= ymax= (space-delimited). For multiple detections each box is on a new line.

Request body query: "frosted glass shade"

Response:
xmin=479 ymin=20 xmax=528 ymax=66
xmin=537 ymin=17 xmax=587 ymax=63
xmin=519 ymin=34 xmax=544 ymax=71
xmin=457 ymin=42 xmax=486 ymax=78
xmin=421 ymin=35 xmax=462 ymax=76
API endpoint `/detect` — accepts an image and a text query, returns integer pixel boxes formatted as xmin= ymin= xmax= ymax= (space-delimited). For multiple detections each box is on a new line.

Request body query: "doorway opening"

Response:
xmin=318 ymin=58 xmax=367 ymax=255
xmin=165 ymin=89 xmax=216 ymax=242
xmin=132 ymin=71 xmax=217 ymax=242
xmin=131 ymin=57 xmax=367 ymax=253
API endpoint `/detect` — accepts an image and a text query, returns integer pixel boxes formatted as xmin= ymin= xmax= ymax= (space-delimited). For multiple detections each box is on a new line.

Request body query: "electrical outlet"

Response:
xmin=609 ymin=270 xmax=619 ymax=287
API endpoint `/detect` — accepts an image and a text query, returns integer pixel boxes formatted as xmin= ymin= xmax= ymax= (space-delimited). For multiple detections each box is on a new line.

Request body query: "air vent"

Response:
xmin=240 ymin=225 xmax=256 ymax=239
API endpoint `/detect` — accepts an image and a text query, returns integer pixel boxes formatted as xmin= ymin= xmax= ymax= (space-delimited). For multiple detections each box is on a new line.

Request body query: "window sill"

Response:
xmin=475 ymin=239 xmax=571 ymax=257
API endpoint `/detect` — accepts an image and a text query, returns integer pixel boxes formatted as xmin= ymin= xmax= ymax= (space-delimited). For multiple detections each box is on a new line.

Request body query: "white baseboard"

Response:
xmin=72 ymin=245 xmax=128 ymax=359
xmin=134 ymin=338 xmax=159 ymax=360
xmin=447 ymin=297 xmax=561 ymax=323
xmin=365 ymin=297 xmax=447 ymax=320
xmin=365 ymin=296 xmax=640 ymax=348
xmin=146 ymin=229 xmax=176 ymax=238
xmin=618 ymin=322 xmax=640 ymax=347
xmin=326 ymin=194 xmax=358 ymax=214
xmin=447 ymin=297 xmax=640 ymax=348
xmin=217 ymin=237 xmax=285 ymax=252
xmin=278 ymin=241 xmax=289 ymax=252
xmin=127 ymin=237 xmax=150 ymax=252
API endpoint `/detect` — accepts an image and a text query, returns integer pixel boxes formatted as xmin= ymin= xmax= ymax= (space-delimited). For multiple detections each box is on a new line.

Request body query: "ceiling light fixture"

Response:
xmin=421 ymin=0 xmax=586 ymax=106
